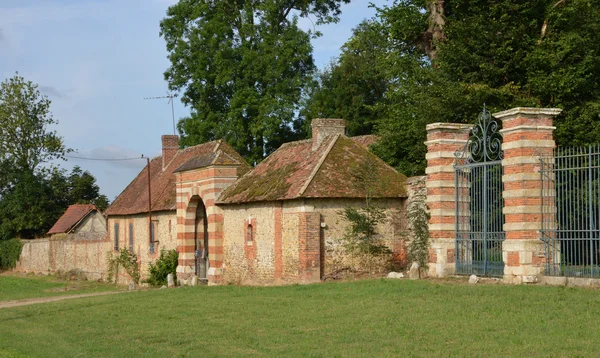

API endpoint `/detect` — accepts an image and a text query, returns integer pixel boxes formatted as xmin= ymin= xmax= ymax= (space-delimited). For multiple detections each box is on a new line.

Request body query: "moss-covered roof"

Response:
xmin=106 ymin=140 xmax=250 ymax=216
xmin=218 ymin=135 xmax=407 ymax=204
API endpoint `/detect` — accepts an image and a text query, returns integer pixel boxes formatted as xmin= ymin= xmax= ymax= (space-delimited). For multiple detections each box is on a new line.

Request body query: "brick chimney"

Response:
xmin=161 ymin=135 xmax=179 ymax=170
xmin=311 ymin=118 xmax=345 ymax=151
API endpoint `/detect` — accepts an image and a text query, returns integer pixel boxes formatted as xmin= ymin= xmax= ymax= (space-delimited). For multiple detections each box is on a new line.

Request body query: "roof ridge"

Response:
xmin=66 ymin=206 xmax=96 ymax=234
xmin=279 ymin=138 xmax=312 ymax=148
xmin=298 ymin=134 xmax=340 ymax=197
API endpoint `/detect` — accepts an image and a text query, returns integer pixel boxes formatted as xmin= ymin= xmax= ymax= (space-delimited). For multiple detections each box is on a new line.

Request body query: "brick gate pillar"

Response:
xmin=494 ymin=107 xmax=562 ymax=284
xmin=425 ymin=123 xmax=472 ymax=277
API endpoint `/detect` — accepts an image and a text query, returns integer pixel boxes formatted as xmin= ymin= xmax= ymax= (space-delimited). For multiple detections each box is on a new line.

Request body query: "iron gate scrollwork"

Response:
xmin=454 ymin=105 xmax=505 ymax=277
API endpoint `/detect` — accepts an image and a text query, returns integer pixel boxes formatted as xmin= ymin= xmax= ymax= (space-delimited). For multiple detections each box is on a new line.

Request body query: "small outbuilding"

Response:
xmin=47 ymin=203 xmax=106 ymax=240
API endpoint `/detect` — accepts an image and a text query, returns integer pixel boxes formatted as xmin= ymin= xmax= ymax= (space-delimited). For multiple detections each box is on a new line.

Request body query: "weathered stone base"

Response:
xmin=502 ymin=239 xmax=545 ymax=284
xmin=540 ymin=275 xmax=600 ymax=288
xmin=428 ymin=238 xmax=456 ymax=277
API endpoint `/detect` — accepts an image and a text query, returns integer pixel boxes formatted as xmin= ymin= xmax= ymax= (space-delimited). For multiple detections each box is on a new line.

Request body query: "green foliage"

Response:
xmin=48 ymin=166 xmax=110 ymax=212
xmin=0 ymin=239 xmax=23 ymax=271
xmin=407 ymin=180 xmax=429 ymax=271
xmin=107 ymin=248 xmax=140 ymax=285
xmin=340 ymin=206 xmax=389 ymax=255
xmin=0 ymin=74 xmax=109 ymax=239
xmin=339 ymin=159 xmax=389 ymax=255
xmin=0 ymin=74 xmax=67 ymax=174
xmin=302 ymin=1 xmax=600 ymax=176
xmin=146 ymin=249 xmax=178 ymax=287
xmin=0 ymin=166 xmax=110 ymax=240
xmin=160 ymin=0 xmax=349 ymax=164
xmin=301 ymin=20 xmax=391 ymax=137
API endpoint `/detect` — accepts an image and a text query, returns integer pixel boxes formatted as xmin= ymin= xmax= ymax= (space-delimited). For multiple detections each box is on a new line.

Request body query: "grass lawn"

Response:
xmin=1 ymin=279 xmax=600 ymax=357
xmin=0 ymin=274 xmax=119 ymax=302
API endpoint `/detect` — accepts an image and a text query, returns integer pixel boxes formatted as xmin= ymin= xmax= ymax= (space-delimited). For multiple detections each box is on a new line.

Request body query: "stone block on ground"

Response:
xmin=468 ymin=274 xmax=479 ymax=284
xmin=167 ymin=273 xmax=175 ymax=288
xmin=387 ymin=272 xmax=404 ymax=279
xmin=409 ymin=262 xmax=420 ymax=280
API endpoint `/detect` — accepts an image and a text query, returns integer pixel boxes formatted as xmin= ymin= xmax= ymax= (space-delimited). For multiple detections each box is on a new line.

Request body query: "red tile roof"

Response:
xmin=351 ymin=134 xmax=379 ymax=149
xmin=48 ymin=204 xmax=97 ymax=235
xmin=218 ymin=135 xmax=407 ymax=204
xmin=105 ymin=140 xmax=250 ymax=216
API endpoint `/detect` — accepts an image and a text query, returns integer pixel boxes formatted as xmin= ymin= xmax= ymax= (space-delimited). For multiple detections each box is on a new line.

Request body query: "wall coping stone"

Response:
xmin=493 ymin=107 xmax=562 ymax=120
xmin=426 ymin=123 xmax=473 ymax=131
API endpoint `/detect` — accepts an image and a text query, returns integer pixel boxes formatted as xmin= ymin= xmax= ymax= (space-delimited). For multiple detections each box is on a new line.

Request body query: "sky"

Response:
xmin=0 ymin=0 xmax=389 ymax=200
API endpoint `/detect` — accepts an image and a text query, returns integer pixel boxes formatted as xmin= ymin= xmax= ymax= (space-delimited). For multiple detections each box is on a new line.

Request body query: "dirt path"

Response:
xmin=0 ymin=290 xmax=129 ymax=309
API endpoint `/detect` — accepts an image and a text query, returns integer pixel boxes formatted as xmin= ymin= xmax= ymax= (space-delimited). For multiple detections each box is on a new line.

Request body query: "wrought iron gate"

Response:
xmin=454 ymin=106 xmax=505 ymax=277
xmin=540 ymin=145 xmax=600 ymax=277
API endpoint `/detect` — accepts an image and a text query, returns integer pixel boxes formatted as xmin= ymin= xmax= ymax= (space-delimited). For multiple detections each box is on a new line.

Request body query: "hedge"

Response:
xmin=0 ymin=239 xmax=23 ymax=271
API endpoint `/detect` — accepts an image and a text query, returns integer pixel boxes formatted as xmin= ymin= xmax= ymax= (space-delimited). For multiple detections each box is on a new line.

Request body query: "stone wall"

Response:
xmin=15 ymin=237 xmax=111 ymax=280
xmin=221 ymin=197 xmax=408 ymax=285
xmin=107 ymin=211 xmax=177 ymax=281
xmin=15 ymin=211 xmax=177 ymax=283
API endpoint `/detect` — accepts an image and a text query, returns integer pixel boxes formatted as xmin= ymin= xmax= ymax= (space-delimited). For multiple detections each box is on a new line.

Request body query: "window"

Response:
xmin=129 ymin=223 xmax=134 ymax=253
xmin=246 ymin=224 xmax=253 ymax=242
xmin=114 ymin=223 xmax=119 ymax=251
xmin=149 ymin=221 xmax=158 ymax=254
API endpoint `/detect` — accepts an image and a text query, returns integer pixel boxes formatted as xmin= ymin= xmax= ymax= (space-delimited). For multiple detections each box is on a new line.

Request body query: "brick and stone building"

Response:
xmin=16 ymin=120 xmax=409 ymax=285
xmin=47 ymin=203 xmax=106 ymax=240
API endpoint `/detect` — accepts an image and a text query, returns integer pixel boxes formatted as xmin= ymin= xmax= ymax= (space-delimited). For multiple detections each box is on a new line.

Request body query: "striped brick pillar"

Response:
xmin=175 ymin=166 xmax=240 ymax=285
xmin=425 ymin=123 xmax=472 ymax=277
xmin=494 ymin=107 xmax=562 ymax=284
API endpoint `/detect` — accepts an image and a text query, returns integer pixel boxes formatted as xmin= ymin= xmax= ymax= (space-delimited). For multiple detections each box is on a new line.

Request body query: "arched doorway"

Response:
xmin=182 ymin=195 xmax=209 ymax=282
xmin=193 ymin=196 xmax=209 ymax=281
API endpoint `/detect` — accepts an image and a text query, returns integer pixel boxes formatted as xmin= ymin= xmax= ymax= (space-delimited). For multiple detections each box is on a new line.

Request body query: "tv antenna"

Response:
xmin=144 ymin=93 xmax=178 ymax=135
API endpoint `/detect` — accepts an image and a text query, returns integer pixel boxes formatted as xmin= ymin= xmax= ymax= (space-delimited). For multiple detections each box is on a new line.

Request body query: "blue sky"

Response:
xmin=0 ymin=0 xmax=389 ymax=200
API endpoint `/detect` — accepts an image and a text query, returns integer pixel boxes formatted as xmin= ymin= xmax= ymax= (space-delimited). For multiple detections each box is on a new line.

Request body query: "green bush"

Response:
xmin=146 ymin=249 xmax=178 ymax=287
xmin=0 ymin=238 xmax=24 ymax=271
xmin=107 ymin=248 xmax=140 ymax=284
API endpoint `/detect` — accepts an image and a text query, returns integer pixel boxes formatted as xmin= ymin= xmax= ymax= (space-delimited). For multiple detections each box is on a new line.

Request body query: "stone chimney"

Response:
xmin=311 ymin=118 xmax=345 ymax=151
xmin=161 ymin=135 xmax=179 ymax=170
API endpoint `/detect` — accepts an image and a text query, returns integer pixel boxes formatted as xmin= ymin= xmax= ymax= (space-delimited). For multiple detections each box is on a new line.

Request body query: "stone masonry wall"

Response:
xmin=15 ymin=237 xmax=111 ymax=281
xmin=107 ymin=211 xmax=177 ymax=282
xmin=221 ymin=197 xmax=407 ymax=285
xmin=16 ymin=211 xmax=177 ymax=284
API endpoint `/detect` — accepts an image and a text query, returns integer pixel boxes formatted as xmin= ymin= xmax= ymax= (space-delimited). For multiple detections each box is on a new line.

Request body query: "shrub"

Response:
xmin=146 ymin=249 xmax=178 ymax=287
xmin=407 ymin=180 xmax=430 ymax=275
xmin=0 ymin=238 xmax=23 ymax=271
xmin=107 ymin=248 xmax=140 ymax=284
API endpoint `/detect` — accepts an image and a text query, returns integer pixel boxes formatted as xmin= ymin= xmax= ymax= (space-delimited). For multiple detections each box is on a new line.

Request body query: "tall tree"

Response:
xmin=368 ymin=0 xmax=600 ymax=176
xmin=160 ymin=0 xmax=349 ymax=164
xmin=0 ymin=74 xmax=67 ymax=175
xmin=302 ymin=20 xmax=391 ymax=137
xmin=0 ymin=74 xmax=109 ymax=239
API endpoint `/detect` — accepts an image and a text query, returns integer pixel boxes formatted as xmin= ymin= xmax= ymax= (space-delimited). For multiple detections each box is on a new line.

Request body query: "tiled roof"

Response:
xmin=173 ymin=150 xmax=240 ymax=173
xmin=105 ymin=140 xmax=250 ymax=216
xmin=218 ymin=135 xmax=407 ymax=204
xmin=351 ymin=134 xmax=379 ymax=149
xmin=48 ymin=204 xmax=97 ymax=235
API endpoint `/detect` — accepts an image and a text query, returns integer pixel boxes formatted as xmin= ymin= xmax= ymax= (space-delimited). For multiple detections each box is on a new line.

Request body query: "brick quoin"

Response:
xmin=298 ymin=212 xmax=321 ymax=283
xmin=274 ymin=205 xmax=283 ymax=282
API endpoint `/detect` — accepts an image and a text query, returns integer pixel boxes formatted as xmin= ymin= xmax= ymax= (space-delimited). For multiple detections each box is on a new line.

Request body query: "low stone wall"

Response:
xmin=15 ymin=236 xmax=111 ymax=281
